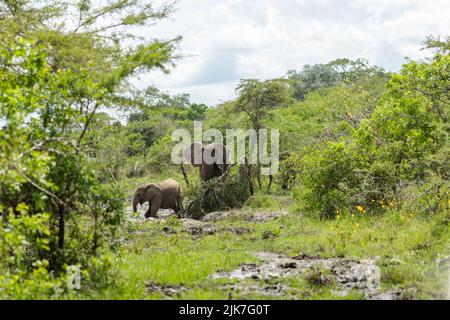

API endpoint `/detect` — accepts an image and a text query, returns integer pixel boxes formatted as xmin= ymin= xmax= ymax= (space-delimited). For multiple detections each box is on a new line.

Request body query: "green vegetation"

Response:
xmin=0 ymin=1 xmax=448 ymax=300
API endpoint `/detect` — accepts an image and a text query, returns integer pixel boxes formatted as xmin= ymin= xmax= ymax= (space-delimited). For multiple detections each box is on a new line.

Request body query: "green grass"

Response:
xmin=91 ymin=174 xmax=450 ymax=300
xmin=89 ymin=190 xmax=449 ymax=300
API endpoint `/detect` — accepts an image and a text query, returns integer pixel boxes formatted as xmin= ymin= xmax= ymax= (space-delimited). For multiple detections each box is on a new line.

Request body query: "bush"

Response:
xmin=294 ymin=49 xmax=449 ymax=219
xmin=294 ymin=142 xmax=364 ymax=219
xmin=183 ymin=168 xmax=252 ymax=219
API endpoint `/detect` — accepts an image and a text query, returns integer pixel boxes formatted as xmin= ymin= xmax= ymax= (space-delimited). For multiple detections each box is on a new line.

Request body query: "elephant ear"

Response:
xmin=145 ymin=184 xmax=162 ymax=201
xmin=183 ymin=142 xmax=204 ymax=167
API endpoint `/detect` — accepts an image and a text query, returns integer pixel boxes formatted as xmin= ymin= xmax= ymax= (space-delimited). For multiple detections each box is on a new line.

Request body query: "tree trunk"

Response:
xmin=245 ymin=157 xmax=254 ymax=195
xmin=180 ymin=164 xmax=190 ymax=186
xmin=256 ymin=163 xmax=262 ymax=189
xmin=267 ymin=174 xmax=273 ymax=192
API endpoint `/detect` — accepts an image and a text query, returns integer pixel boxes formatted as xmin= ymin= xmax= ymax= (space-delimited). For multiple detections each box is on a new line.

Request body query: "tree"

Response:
xmin=235 ymin=79 xmax=292 ymax=131
xmin=186 ymin=103 xmax=208 ymax=121
xmin=287 ymin=59 xmax=386 ymax=101
xmin=0 ymin=0 xmax=180 ymax=279
xmin=287 ymin=64 xmax=340 ymax=100
xmin=235 ymin=79 xmax=291 ymax=189
xmin=423 ymin=35 xmax=450 ymax=54
xmin=328 ymin=58 xmax=385 ymax=83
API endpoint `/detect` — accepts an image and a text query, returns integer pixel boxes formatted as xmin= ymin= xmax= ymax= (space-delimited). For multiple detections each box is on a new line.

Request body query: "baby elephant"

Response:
xmin=132 ymin=179 xmax=182 ymax=218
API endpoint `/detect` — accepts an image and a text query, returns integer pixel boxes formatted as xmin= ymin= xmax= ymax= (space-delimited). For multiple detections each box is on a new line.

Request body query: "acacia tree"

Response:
xmin=235 ymin=79 xmax=291 ymax=189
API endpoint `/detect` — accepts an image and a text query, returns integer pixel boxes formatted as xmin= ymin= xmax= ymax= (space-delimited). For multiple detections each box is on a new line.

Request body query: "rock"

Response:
xmin=201 ymin=210 xmax=288 ymax=223
xmin=159 ymin=209 xmax=177 ymax=219
xmin=246 ymin=211 xmax=288 ymax=223
xmin=181 ymin=219 xmax=216 ymax=236
xmin=292 ymin=253 xmax=321 ymax=260
xmin=211 ymin=251 xmax=390 ymax=299
xmin=305 ymin=270 xmax=333 ymax=287
xmin=202 ymin=224 xmax=217 ymax=235
xmin=146 ymin=282 xmax=188 ymax=297
xmin=181 ymin=218 xmax=204 ymax=229
xmin=367 ymin=289 xmax=404 ymax=300
xmin=201 ymin=211 xmax=237 ymax=222
xmin=219 ymin=282 xmax=288 ymax=297
xmin=279 ymin=262 xmax=297 ymax=269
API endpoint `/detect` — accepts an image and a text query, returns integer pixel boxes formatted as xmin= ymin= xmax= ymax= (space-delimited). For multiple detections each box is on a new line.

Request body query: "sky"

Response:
xmin=135 ymin=0 xmax=450 ymax=106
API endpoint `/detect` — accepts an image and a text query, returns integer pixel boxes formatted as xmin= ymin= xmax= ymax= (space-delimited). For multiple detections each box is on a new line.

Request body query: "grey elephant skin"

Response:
xmin=184 ymin=143 xmax=230 ymax=181
xmin=133 ymin=179 xmax=182 ymax=218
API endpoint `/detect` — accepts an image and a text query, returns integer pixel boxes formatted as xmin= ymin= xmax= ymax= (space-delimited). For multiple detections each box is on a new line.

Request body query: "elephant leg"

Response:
xmin=146 ymin=196 xmax=162 ymax=218
xmin=144 ymin=202 xmax=152 ymax=218
xmin=200 ymin=163 xmax=216 ymax=181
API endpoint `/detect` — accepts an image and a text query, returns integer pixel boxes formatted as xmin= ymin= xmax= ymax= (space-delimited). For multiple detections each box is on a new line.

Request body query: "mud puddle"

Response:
xmin=212 ymin=252 xmax=402 ymax=300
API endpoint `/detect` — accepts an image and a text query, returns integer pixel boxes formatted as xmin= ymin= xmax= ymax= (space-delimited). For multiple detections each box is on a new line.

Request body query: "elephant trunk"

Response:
xmin=132 ymin=197 xmax=139 ymax=213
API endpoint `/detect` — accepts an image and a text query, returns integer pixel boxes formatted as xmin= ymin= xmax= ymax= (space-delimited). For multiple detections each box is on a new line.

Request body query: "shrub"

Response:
xmin=294 ymin=142 xmax=364 ymax=218
xmin=294 ymin=49 xmax=449 ymax=219
xmin=183 ymin=168 xmax=252 ymax=219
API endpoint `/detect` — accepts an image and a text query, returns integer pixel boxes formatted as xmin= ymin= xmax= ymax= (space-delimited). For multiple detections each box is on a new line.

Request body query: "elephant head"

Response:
xmin=183 ymin=142 xmax=204 ymax=168
xmin=132 ymin=186 xmax=148 ymax=213
xmin=184 ymin=142 xmax=231 ymax=181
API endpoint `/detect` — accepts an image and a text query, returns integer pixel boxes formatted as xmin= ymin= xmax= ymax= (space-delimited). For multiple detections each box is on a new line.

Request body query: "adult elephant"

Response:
xmin=184 ymin=143 xmax=230 ymax=181
xmin=132 ymin=179 xmax=182 ymax=218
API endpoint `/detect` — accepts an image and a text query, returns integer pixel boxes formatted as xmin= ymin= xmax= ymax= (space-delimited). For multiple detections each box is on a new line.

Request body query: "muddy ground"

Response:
xmin=127 ymin=206 xmax=417 ymax=300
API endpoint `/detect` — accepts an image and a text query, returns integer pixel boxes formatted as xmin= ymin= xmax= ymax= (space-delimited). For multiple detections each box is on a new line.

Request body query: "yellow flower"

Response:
xmin=357 ymin=206 xmax=366 ymax=214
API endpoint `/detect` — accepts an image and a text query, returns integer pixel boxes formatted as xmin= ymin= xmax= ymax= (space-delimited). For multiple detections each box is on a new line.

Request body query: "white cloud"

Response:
xmin=135 ymin=0 xmax=450 ymax=105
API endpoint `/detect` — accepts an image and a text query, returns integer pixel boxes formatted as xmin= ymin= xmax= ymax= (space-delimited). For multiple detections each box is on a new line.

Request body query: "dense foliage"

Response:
xmin=295 ymin=47 xmax=449 ymax=218
xmin=0 ymin=0 xmax=179 ymax=298
xmin=0 ymin=0 xmax=448 ymax=301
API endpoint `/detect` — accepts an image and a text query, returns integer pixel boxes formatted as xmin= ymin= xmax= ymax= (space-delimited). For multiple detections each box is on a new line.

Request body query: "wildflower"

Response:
xmin=357 ymin=206 xmax=367 ymax=214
